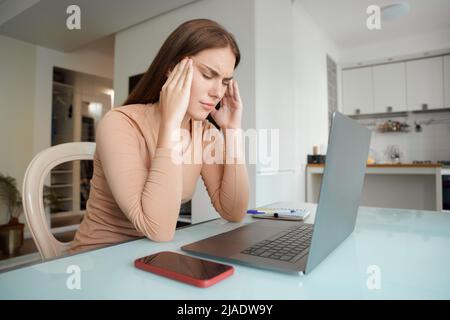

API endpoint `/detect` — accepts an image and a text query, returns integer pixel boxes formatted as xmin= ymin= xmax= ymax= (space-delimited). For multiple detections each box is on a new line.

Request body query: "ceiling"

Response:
xmin=299 ymin=0 xmax=450 ymax=49
xmin=0 ymin=0 xmax=198 ymax=52
xmin=3 ymin=0 xmax=449 ymax=54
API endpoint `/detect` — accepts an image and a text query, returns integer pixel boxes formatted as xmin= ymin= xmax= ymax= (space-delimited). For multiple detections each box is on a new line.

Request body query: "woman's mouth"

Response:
xmin=200 ymin=101 xmax=216 ymax=110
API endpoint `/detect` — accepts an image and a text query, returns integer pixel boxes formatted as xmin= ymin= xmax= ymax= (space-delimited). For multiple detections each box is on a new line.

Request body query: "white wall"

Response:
xmin=114 ymin=0 xmax=256 ymax=218
xmin=254 ymin=0 xmax=296 ymax=205
xmin=0 ymin=35 xmax=36 ymax=224
xmin=292 ymin=1 xmax=341 ymax=204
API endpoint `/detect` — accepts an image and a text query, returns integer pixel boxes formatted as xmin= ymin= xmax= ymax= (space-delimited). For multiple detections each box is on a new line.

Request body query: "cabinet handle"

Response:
xmin=386 ymin=106 xmax=393 ymax=113
xmin=355 ymin=108 xmax=360 ymax=115
xmin=421 ymin=103 xmax=428 ymax=110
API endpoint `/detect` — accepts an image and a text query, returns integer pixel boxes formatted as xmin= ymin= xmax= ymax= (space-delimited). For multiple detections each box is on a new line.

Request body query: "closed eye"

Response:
xmin=202 ymin=73 xmax=230 ymax=86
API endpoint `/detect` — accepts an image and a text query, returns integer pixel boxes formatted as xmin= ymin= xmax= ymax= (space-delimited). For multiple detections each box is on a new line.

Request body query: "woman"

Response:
xmin=70 ymin=19 xmax=250 ymax=253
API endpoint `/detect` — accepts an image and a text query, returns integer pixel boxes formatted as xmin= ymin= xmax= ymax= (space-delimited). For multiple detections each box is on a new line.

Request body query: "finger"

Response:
xmin=228 ymin=79 xmax=234 ymax=98
xmin=172 ymin=58 xmax=188 ymax=85
xmin=182 ymin=59 xmax=193 ymax=89
xmin=223 ymin=81 xmax=231 ymax=99
xmin=226 ymin=82 xmax=231 ymax=96
xmin=221 ymin=95 xmax=229 ymax=107
xmin=177 ymin=58 xmax=191 ymax=87
xmin=166 ymin=59 xmax=183 ymax=85
xmin=233 ymin=79 xmax=241 ymax=101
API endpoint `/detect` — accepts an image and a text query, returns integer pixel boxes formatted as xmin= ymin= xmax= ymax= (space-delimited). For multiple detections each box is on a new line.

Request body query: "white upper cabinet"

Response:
xmin=373 ymin=62 xmax=407 ymax=113
xmin=342 ymin=67 xmax=373 ymax=115
xmin=444 ymin=55 xmax=450 ymax=109
xmin=406 ymin=57 xmax=444 ymax=111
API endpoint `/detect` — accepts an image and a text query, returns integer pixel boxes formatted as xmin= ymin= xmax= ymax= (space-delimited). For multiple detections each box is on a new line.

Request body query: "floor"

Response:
xmin=0 ymin=230 xmax=77 ymax=272
xmin=0 ymin=211 xmax=81 ymax=261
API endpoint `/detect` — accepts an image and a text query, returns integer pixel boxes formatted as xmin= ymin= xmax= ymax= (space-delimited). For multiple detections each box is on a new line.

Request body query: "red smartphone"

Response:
xmin=134 ymin=251 xmax=234 ymax=288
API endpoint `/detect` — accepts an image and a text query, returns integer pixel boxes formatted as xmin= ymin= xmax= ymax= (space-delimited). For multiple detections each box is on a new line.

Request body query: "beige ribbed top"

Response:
xmin=70 ymin=103 xmax=249 ymax=253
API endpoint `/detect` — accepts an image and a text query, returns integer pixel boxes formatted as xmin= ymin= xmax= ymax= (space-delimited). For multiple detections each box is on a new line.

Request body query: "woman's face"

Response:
xmin=186 ymin=47 xmax=236 ymax=121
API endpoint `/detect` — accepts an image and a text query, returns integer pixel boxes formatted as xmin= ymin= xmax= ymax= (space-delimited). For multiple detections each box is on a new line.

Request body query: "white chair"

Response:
xmin=22 ymin=142 xmax=96 ymax=259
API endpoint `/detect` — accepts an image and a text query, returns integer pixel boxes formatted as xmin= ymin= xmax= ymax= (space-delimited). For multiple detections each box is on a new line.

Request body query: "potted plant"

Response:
xmin=0 ymin=173 xmax=25 ymax=256
xmin=0 ymin=173 xmax=61 ymax=256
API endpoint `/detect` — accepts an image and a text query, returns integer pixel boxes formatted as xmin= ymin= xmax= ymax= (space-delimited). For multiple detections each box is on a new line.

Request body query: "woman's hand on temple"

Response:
xmin=159 ymin=57 xmax=193 ymax=129
xmin=210 ymin=79 xmax=243 ymax=130
xmin=157 ymin=57 xmax=193 ymax=149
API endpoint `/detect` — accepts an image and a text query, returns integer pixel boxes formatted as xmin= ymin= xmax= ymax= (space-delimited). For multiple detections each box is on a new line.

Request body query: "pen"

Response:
xmin=247 ymin=209 xmax=295 ymax=214
xmin=246 ymin=210 xmax=266 ymax=214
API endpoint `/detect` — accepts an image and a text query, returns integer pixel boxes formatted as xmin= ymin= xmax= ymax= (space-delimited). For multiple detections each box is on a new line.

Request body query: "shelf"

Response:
xmin=51 ymin=210 xmax=86 ymax=217
xmin=411 ymin=108 xmax=450 ymax=114
xmin=50 ymin=224 xmax=80 ymax=234
xmin=377 ymin=129 xmax=411 ymax=133
xmin=53 ymin=81 xmax=74 ymax=89
xmin=348 ymin=108 xmax=450 ymax=119
xmin=58 ymin=197 xmax=73 ymax=202
xmin=50 ymin=184 xmax=72 ymax=188
xmin=349 ymin=111 xmax=408 ymax=119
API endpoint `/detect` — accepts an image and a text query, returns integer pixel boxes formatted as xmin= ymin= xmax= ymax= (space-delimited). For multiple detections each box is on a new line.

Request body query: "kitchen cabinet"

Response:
xmin=444 ymin=55 xmax=450 ymax=109
xmin=406 ymin=56 xmax=444 ymax=111
xmin=373 ymin=62 xmax=407 ymax=113
xmin=342 ymin=67 xmax=374 ymax=115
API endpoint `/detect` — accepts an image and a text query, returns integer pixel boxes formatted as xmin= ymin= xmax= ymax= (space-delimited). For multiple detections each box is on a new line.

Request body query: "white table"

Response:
xmin=1 ymin=203 xmax=450 ymax=299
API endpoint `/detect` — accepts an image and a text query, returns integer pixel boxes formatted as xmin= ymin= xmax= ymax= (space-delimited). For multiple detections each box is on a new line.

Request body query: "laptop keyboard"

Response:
xmin=241 ymin=224 xmax=313 ymax=263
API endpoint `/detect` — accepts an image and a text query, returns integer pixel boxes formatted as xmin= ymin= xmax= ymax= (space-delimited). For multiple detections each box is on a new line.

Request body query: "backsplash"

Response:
xmin=355 ymin=110 xmax=450 ymax=163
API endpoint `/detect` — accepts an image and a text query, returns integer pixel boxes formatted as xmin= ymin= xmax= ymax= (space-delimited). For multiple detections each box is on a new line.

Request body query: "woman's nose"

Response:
xmin=209 ymin=80 xmax=226 ymax=99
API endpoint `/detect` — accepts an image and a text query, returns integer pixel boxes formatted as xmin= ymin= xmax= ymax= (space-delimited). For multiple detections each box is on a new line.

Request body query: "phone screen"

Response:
xmin=136 ymin=251 xmax=232 ymax=280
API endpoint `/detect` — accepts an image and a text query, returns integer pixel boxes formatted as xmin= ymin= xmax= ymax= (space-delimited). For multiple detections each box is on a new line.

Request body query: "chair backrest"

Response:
xmin=22 ymin=142 xmax=96 ymax=259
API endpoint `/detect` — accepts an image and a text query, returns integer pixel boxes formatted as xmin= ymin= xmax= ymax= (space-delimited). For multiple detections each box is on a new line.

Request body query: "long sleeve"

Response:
xmin=95 ymin=110 xmax=182 ymax=242
xmin=200 ymin=124 xmax=250 ymax=222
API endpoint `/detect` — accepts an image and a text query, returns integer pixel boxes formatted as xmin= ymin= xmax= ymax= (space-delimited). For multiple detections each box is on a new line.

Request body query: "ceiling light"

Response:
xmin=381 ymin=3 xmax=410 ymax=21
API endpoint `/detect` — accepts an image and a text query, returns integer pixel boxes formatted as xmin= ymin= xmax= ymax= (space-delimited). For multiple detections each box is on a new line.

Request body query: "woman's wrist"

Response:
xmin=157 ymin=123 xmax=181 ymax=149
xmin=223 ymin=127 xmax=245 ymax=163
xmin=220 ymin=123 xmax=242 ymax=130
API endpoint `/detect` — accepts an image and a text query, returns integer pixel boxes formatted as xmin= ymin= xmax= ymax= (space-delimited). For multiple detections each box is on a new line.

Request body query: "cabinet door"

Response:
xmin=373 ymin=62 xmax=406 ymax=113
xmin=406 ymin=57 xmax=444 ymax=111
xmin=342 ymin=67 xmax=373 ymax=115
xmin=444 ymin=55 xmax=450 ymax=109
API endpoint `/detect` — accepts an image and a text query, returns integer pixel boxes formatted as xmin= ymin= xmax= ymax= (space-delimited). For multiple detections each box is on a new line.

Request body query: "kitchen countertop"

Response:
xmin=306 ymin=162 xmax=444 ymax=176
xmin=305 ymin=162 xmax=445 ymax=211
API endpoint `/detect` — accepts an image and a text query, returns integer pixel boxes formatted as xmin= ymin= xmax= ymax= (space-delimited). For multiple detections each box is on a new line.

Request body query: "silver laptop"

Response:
xmin=182 ymin=112 xmax=371 ymax=274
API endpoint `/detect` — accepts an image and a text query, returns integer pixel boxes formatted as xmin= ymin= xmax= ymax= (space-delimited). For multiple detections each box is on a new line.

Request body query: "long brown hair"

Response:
xmin=123 ymin=19 xmax=241 ymax=106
